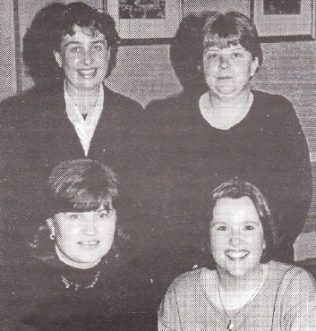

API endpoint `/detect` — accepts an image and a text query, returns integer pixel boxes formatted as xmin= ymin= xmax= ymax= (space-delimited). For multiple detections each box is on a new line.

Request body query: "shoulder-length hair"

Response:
xmin=208 ymin=178 xmax=279 ymax=263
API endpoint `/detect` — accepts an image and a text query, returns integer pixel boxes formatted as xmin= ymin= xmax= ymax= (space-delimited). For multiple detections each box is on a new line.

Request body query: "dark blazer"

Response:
xmin=0 ymin=83 xmax=145 ymax=261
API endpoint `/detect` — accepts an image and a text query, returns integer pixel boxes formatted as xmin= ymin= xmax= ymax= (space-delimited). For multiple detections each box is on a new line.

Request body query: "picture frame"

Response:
xmin=104 ymin=0 xmax=183 ymax=45
xmin=250 ymin=0 xmax=315 ymax=41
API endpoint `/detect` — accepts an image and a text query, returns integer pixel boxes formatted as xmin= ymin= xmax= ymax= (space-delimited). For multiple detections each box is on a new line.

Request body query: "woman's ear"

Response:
xmin=53 ymin=51 xmax=63 ymax=68
xmin=250 ymin=57 xmax=259 ymax=77
xmin=46 ymin=218 xmax=56 ymax=240
xmin=46 ymin=218 xmax=55 ymax=235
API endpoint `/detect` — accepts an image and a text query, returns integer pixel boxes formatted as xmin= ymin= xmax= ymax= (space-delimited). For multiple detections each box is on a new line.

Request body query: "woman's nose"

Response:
xmin=229 ymin=230 xmax=241 ymax=246
xmin=82 ymin=218 xmax=96 ymax=235
xmin=83 ymin=49 xmax=94 ymax=66
xmin=219 ymin=55 xmax=230 ymax=69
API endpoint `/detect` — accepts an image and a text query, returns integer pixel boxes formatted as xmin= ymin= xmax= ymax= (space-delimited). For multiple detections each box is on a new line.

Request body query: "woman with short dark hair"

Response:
xmin=23 ymin=1 xmax=120 ymax=85
xmin=158 ymin=179 xmax=316 ymax=330
xmin=0 ymin=2 xmax=144 ymax=264
xmin=1 ymin=159 xmax=154 ymax=330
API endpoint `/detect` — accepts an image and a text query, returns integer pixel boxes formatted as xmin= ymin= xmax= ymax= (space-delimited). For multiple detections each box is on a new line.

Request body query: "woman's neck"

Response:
xmin=55 ymin=245 xmax=101 ymax=270
xmin=65 ymin=81 xmax=101 ymax=114
xmin=201 ymin=89 xmax=253 ymax=130
xmin=217 ymin=264 xmax=264 ymax=293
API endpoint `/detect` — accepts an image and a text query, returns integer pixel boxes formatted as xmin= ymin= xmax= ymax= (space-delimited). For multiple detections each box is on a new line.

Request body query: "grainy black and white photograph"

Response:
xmin=0 ymin=0 xmax=316 ymax=330
xmin=263 ymin=0 xmax=302 ymax=15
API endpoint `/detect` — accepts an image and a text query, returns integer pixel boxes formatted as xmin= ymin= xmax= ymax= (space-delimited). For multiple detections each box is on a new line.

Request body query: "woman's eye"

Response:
xmin=216 ymin=225 xmax=228 ymax=231
xmin=93 ymin=44 xmax=104 ymax=52
xmin=244 ymin=225 xmax=255 ymax=230
xmin=98 ymin=211 xmax=109 ymax=219
xmin=231 ymin=52 xmax=243 ymax=59
xmin=68 ymin=213 xmax=79 ymax=220
xmin=206 ymin=53 xmax=219 ymax=61
xmin=69 ymin=47 xmax=81 ymax=53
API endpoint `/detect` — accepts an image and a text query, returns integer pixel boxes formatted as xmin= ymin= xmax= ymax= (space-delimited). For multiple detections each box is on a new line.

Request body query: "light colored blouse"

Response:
xmin=64 ymin=84 xmax=104 ymax=156
xmin=158 ymin=261 xmax=316 ymax=330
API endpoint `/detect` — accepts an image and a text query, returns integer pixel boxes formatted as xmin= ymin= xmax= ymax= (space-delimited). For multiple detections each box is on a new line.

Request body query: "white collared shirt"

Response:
xmin=64 ymin=84 xmax=104 ymax=156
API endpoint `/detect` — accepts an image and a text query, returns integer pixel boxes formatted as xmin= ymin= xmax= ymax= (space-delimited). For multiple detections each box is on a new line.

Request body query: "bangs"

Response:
xmin=62 ymin=22 xmax=102 ymax=38
xmin=204 ymin=34 xmax=241 ymax=49
xmin=52 ymin=192 xmax=112 ymax=214
xmin=64 ymin=186 xmax=113 ymax=212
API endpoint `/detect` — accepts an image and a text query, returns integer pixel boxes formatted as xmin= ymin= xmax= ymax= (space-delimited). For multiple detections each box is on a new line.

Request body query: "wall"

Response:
xmin=106 ymin=1 xmax=316 ymax=162
xmin=107 ymin=0 xmax=252 ymax=105
xmin=1 ymin=0 xmax=315 ymax=160
xmin=0 ymin=1 xmax=315 ymax=243
xmin=0 ymin=0 xmax=16 ymax=100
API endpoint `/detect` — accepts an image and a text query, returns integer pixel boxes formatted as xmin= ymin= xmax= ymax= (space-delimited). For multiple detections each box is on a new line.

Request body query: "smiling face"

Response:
xmin=54 ymin=24 xmax=110 ymax=93
xmin=48 ymin=205 xmax=116 ymax=269
xmin=210 ymin=196 xmax=266 ymax=278
xmin=203 ymin=44 xmax=258 ymax=100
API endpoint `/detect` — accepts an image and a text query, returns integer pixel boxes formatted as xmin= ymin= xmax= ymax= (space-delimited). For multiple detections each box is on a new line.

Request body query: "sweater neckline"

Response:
xmin=196 ymin=90 xmax=258 ymax=133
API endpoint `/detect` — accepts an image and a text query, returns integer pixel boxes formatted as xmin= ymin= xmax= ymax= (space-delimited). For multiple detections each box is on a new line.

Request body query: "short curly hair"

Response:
xmin=208 ymin=178 xmax=279 ymax=263
xmin=23 ymin=2 xmax=120 ymax=86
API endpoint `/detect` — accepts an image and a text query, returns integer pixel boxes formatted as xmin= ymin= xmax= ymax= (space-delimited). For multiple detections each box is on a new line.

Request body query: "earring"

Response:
xmin=50 ymin=233 xmax=55 ymax=241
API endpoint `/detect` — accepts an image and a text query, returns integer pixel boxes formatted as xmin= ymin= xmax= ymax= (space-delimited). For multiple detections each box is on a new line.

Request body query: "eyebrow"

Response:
xmin=64 ymin=39 xmax=106 ymax=48
xmin=210 ymin=220 xmax=260 ymax=226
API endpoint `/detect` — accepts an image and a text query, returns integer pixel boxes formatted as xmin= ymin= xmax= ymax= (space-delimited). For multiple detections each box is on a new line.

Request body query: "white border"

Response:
xmin=107 ymin=0 xmax=182 ymax=39
xmin=253 ymin=0 xmax=315 ymax=37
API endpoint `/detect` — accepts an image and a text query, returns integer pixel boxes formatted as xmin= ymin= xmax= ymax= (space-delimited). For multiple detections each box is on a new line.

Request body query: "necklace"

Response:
xmin=61 ymin=270 xmax=101 ymax=292
xmin=217 ymin=269 xmax=264 ymax=331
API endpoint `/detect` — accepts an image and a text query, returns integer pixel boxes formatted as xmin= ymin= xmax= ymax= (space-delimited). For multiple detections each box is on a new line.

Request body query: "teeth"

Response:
xmin=79 ymin=241 xmax=99 ymax=246
xmin=78 ymin=69 xmax=96 ymax=77
xmin=226 ymin=250 xmax=248 ymax=259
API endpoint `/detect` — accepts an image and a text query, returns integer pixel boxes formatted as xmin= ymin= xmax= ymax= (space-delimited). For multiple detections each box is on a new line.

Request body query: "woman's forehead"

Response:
xmin=204 ymin=35 xmax=241 ymax=50
xmin=53 ymin=200 xmax=113 ymax=217
xmin=61 ymin=24 xmax=105 ymax=43
xmin=212 ymin=196 xmax=260 ymax=221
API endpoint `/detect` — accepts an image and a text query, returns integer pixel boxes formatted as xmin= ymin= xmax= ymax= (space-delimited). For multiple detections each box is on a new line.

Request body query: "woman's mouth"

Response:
xmin=78 ymin=240 xmax=100 ymax=247
xmin=225 ymin=250 xmax=249 ymax=261
xmin=77 ymin=68 xmax=97 ymax=78
xmin=217 ymin=76 xmax=233 ymax=80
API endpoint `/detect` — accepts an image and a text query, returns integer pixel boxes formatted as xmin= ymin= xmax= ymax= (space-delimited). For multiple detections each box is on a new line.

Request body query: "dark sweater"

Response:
xmin=144 ymin=90 xmax=311 ymax=274
xmin=0 ymin=255 xmax=156 ymax=331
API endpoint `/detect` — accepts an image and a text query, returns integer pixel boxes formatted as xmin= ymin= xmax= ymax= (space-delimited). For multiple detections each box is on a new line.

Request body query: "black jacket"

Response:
xmin=0 ymin=84 xmax=146 ymax=261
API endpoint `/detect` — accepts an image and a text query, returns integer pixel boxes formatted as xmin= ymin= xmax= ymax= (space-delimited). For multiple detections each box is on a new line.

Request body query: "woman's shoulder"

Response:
xmin=168 ymin=267 xmax=211 ymax=292
xmin=250 ymin=90 xmax=301 ymax=129
xmin=146 ymin=92 xmax=199 ymax=115
xmin=267 ymin=260 xmax=316 ymax=285
xmin=103 ymin=85 xmax=144 ymax=112
xmin=1 ymin=257 xmax=58 ymax=292
xmin=252 ymin=90 xmax=292 ymax=105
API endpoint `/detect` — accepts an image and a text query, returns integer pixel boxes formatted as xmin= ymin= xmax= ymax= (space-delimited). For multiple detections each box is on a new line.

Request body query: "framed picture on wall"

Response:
xmin=250 ymin=0 xmax=315 ymax=40
xmin=105 ymin=0 xmax=182 ymax=44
